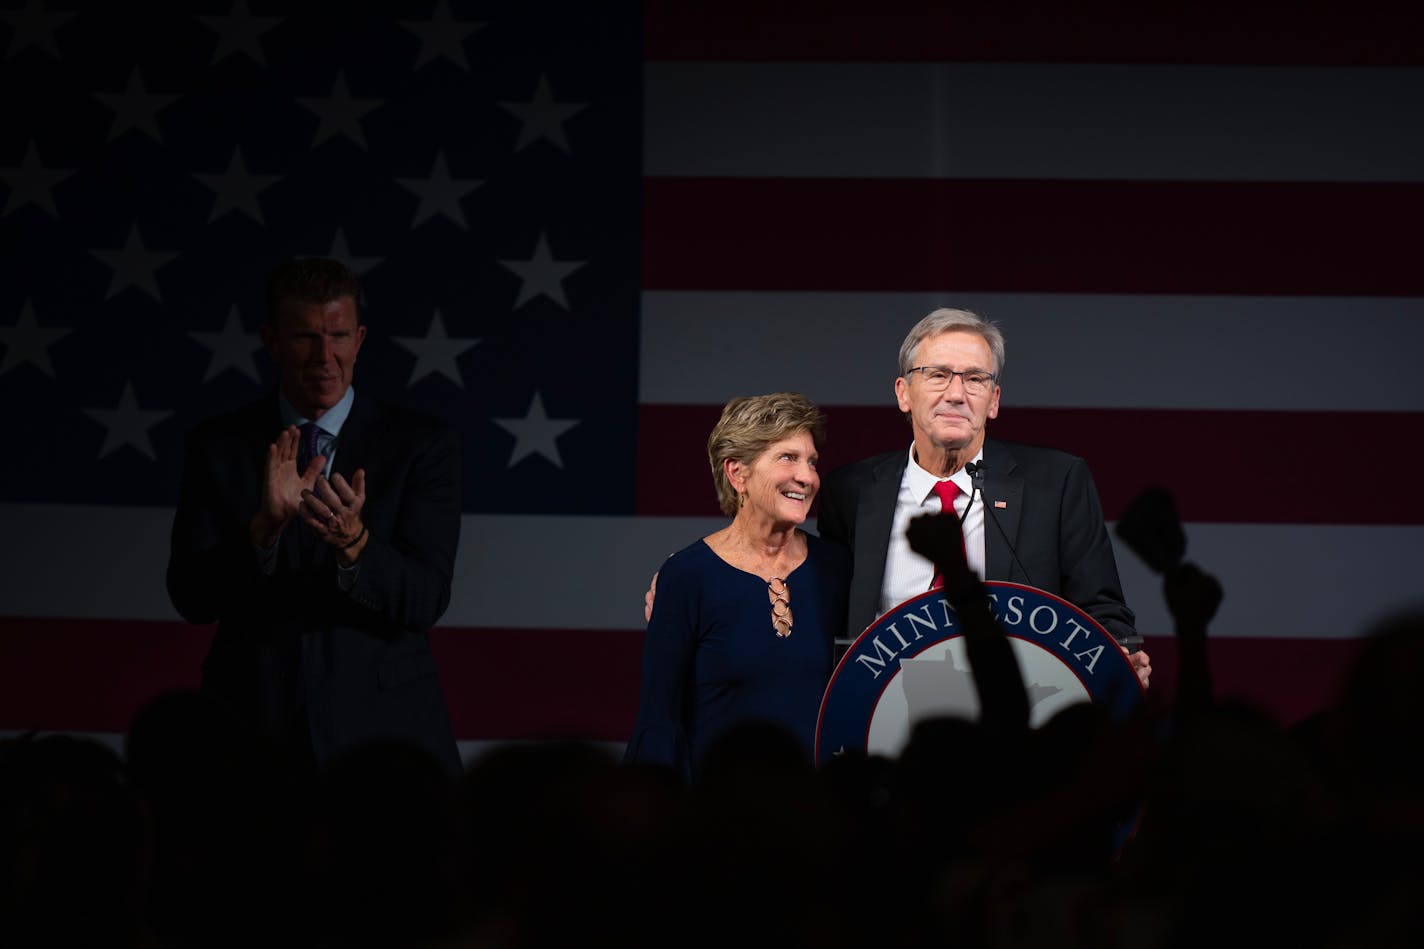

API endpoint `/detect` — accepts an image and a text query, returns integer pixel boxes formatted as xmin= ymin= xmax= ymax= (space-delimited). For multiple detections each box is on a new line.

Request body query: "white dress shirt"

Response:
xmin=278 ymin=386 xmax=356 ymax=475
xmin=258 ymin=387 xmax=361 ymax=584
xmin=878 ymin=444 xmax=986 ymax=620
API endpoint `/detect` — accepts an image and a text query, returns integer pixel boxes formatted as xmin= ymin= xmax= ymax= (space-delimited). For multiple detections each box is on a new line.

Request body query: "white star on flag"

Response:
xmin=499 ymin=232 xmax=585 ymax=310
xmin=298 ymin=70 xmax=383 ymax=149
xmin=0 ymin=300 xmax=69 ymax=377
xmin=0 ymin=140 xmax=73 ymax=218
xmin=398 ymin=151 xmax=484 ymax=230
xmin=326 ymin=229 xmax=383 ymax=274
xmin=94 ymin=67 xmax=178 ymax=143
xmin=2 ymin=0 xmax=76 ymax=60
xmin=400 ymin=0 xmax=483 ymax=71
xmin=82 ymin=382 xmax=174 ymax=461
xmin=494 ymin=391 xmax=580 ymax=469
xmin=196 ymin=1 xmax=282 ymax=66
xmin=500 ymin=74 xmax=587 ymax=153
xmin=90 ymin=224 xmax=178 ymax=302
xmin=189 ymin=306 xmax=263 ymax=383
xmin=194 ymin=147 xmax=281 ymax=225
xmin=391 ymin=311 xmax=480 ymax=388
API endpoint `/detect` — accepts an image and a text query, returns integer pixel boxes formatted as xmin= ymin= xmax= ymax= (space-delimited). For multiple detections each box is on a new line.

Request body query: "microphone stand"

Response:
xmin=968 ymin=461 xmax=1035 ymax=588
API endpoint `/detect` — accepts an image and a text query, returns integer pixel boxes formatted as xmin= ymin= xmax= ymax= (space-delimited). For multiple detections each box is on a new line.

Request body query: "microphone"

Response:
xmin=958 ymin=463 xmax=979 ymax=526
xmin=968 ymin=461 xmax=1036 ymax=588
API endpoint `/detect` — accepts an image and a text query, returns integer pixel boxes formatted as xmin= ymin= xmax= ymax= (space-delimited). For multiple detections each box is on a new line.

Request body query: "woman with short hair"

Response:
xmin=624 ymin=392 xmax=850 ymax=781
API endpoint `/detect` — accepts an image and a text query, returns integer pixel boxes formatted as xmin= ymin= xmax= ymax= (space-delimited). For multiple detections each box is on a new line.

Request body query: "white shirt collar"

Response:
xmin=905 ymin=442 xmax=982 ymax=504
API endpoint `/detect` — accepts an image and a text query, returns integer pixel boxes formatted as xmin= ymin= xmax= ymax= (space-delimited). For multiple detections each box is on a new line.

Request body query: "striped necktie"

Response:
xmin=298 ymin=421 xmax=323 ymax=472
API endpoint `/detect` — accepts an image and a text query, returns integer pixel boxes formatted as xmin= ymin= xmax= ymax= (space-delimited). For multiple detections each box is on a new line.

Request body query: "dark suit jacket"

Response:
xmin=816 ymin=439 xmax=1139 ymax=649
xmin=166 ymin=392 xmax=463 ymax=774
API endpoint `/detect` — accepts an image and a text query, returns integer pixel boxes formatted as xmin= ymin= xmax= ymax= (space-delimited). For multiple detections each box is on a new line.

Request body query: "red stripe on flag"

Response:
xmin=645 ymin=0 xmax=1424 ymax=66
xmin=636 ymin=404 xmax=1424 ymax=524
xmin=643 ymin=177 xmax=1424 ymax=296
xmin=0 ymin=618 xmax=640 ymax=743
xmin=0 ymin=618 xmax=210 ymax=734
xmin=0 ymin=618 xmax=1360 ymax=740
xmin=1139 ymin=634 xmax=1362 ymax=729
xmin=433 ymin=627 xmax=642 ymax=742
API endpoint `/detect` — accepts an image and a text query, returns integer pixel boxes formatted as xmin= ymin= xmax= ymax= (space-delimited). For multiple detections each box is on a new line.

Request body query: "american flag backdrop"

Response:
xmin=3 ymin=1 xmax=1423 ymax=757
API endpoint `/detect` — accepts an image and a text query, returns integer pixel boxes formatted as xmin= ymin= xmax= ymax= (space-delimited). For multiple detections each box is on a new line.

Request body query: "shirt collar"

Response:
xmin=905 ymin=442 xmax=982 ymax=504
xmin=278 ymin=385 xmax=355 ymax=436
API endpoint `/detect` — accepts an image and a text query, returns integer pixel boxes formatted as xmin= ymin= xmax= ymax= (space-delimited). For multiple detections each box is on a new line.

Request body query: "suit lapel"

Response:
xmin=851 ymin=451 xmax=908 ymax=633
xmin=331 ymin=393 xmax=376 ymax=484
xmin=982 ymin=440 xmax=1024 ymax=583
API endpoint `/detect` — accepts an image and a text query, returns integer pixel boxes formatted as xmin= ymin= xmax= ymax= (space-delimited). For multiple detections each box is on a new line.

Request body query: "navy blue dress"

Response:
xmin=624 ymin=531 xmax=850 ymax=781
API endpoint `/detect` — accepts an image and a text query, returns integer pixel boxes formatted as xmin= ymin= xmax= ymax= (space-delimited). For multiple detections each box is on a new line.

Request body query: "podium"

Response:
xmin=816 ymin=582 xmax=1144 ymax=767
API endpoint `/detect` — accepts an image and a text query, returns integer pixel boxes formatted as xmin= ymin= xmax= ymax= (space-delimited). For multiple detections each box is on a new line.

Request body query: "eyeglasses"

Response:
xmin=907 ymin=366 xmax=997 ymax=396
xmin=768 ymin=577 xmax=793 ymax=638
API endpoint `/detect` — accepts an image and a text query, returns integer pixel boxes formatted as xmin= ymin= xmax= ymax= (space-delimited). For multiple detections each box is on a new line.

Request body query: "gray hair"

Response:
xmin=897 ymin=308 xmax=1006 ymax=379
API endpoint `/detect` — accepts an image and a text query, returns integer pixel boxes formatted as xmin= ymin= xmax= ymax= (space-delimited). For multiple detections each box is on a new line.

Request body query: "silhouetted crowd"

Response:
xmin=4 ymin=570 xmax=1422 ymax=948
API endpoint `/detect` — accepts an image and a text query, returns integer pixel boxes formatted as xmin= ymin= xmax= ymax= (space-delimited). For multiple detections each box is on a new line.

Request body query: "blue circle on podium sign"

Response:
xmin=816 ymin=582 xmax=1144 ymax=766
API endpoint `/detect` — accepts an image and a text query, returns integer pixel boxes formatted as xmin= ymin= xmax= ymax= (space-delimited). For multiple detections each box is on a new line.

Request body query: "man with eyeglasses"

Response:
xmin=816 ymin=308 xmax=1150 ymax=686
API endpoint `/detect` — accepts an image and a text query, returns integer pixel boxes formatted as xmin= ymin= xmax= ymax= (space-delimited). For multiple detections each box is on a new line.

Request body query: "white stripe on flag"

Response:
xmin=5 ymin=504 xmax=1421 ymax=641
xmin=641 ymin=291 xmax=1424 ymax=411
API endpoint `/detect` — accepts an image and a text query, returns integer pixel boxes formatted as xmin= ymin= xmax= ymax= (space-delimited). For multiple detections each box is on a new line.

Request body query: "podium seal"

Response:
xmin=816 ymin=582 xmax=1143 ymax=766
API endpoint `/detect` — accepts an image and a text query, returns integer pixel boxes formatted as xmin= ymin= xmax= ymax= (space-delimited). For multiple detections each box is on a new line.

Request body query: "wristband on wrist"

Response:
xmin=340 ymin=526 xmax=368 ymax=551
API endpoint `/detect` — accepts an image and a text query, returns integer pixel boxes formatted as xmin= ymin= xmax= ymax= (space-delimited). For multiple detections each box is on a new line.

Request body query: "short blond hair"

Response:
xmin=707 ymin=393 xmax=827 ymax=516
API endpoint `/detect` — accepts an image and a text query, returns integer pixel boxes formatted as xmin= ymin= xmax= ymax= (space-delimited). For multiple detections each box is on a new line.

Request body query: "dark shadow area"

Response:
xmin=6 ymin=492 xmax=1421 ymax=947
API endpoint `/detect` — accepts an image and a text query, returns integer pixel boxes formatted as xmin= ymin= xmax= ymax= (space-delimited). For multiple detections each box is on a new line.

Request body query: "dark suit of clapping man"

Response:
xmin=167 ymin=258 xmax=463 ymax=773
xmin=814 ymin=308 xmax=1151 ymax=686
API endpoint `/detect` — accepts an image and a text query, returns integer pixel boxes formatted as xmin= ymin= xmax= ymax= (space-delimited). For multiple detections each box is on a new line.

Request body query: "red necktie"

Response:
xmin=929 ymin=480 xmax=967 ymax=589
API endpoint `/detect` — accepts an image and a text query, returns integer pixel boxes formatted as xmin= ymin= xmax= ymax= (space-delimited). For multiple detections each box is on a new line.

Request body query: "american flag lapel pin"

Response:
xmin=994 ymin=500 xmax=1008 ymax=509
